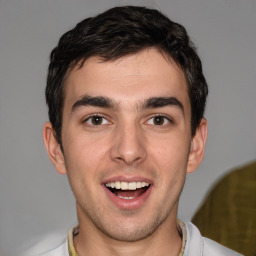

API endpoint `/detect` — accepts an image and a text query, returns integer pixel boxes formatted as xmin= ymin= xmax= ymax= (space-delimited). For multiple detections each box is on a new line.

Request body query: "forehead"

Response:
xmin=63 ymin=48 xmax=190 ymax=112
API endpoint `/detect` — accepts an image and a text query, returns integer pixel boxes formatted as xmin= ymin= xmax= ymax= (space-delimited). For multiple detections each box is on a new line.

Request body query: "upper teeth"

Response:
xmin=105 ymin=181 xmax=149 ymax=190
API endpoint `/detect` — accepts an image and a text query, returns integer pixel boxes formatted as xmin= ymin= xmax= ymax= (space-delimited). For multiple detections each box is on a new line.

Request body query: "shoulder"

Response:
xmin=39 ymin=240 xmax=68 ymax=256
xmin=184 ymin=222 xmax=243 ymax=256
xmin=202 ymin=237 xmax=243 ymax=256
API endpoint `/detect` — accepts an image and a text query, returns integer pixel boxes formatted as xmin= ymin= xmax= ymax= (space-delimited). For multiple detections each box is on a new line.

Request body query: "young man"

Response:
xmin=42 ymin=6 xmax=242 ymax=256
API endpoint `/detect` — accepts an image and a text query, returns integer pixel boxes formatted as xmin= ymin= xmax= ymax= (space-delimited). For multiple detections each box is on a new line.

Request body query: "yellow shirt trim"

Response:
xmin=68 ymin=225 xmax=78 ymax=256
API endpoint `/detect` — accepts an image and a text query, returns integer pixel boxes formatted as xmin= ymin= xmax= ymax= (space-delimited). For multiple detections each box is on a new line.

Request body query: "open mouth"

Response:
xmin=105 ymin=181 xmax=150 ymax=200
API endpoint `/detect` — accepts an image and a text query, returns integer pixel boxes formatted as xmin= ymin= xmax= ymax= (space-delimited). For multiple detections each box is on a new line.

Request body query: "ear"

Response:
xmin=187 ymin=118 xmax=207 ymax=174
xmin=43 ymin=122 xmax=67 ymax=175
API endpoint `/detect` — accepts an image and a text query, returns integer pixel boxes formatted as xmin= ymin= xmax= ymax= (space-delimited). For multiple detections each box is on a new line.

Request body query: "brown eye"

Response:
xmin=153 ymin=116 xmax=165 ymax=125
xmin=146 ymin=115 xmax=171 ymax=126
xmin=84 ymin=115 xmax=109 ymax=126
xmin=91 ymin=116 xmax=103 ymax=125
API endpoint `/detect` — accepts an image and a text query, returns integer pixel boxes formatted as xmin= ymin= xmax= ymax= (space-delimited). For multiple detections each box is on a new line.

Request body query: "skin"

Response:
xmin=44 ymin=48 xmax=207 ymax=256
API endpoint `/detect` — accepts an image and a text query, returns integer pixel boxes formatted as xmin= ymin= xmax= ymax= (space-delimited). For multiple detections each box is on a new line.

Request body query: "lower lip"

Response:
xmin=102 ymin=185 xmax=153 ymax=210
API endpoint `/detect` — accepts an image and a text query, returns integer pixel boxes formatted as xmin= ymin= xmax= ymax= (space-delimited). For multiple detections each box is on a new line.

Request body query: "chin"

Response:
xmin=98 ymin=215 xmax=164 ymax=242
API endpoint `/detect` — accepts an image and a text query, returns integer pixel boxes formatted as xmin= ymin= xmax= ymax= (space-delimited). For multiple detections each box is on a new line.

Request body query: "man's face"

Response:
xmin=45 ymin=48 xmax=205 ymax=242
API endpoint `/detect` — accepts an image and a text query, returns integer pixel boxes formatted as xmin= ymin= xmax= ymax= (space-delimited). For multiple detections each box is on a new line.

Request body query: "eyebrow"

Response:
xmin=71 ymin=95 xmax=114 ymax=112
xmin=71 ymin=95 xmax=184 ymax=115
xmin=144 ymin=97 xmax=184 ymax=114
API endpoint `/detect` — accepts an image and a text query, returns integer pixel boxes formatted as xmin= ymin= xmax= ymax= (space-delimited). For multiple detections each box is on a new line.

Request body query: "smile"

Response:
xmin=106 ymin=181 xmax=149 ymax=190
xmin=105 ymin=181 xmax=150 ymax=200
xmin=103 ymin=180 xmax=152 ymax=209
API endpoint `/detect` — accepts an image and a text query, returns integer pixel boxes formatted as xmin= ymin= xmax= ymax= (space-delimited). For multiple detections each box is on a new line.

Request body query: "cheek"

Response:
xmin=63 ymin=132 xmax=111 ymax=174
xmin=148 ymin=133 xmax=191 ymax=187
xmin=63 ymin=135 xmax=108 ymax=200
xmin=150 ymin=133 xmax=190 ymax=164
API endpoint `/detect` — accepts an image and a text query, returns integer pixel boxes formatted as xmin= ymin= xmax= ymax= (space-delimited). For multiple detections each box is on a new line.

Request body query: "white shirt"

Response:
xmin=39 ymin=222 xmax=243 ymax=256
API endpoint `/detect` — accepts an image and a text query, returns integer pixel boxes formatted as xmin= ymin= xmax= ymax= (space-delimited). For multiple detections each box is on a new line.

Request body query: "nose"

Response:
xmin=110 ymin=122 xmax=147 ymax=165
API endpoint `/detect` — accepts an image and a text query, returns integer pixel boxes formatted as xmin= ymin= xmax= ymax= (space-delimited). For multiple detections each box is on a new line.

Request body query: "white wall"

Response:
xmin=0 ymin=0 xmax=255 ymax=255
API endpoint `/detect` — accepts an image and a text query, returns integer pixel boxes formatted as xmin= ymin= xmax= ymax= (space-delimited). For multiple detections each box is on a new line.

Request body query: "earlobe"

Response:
xmin=43 ymin=122 xmax=67 ymax=175
xmin=187 ymin=118 xmax=207 ymax=174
